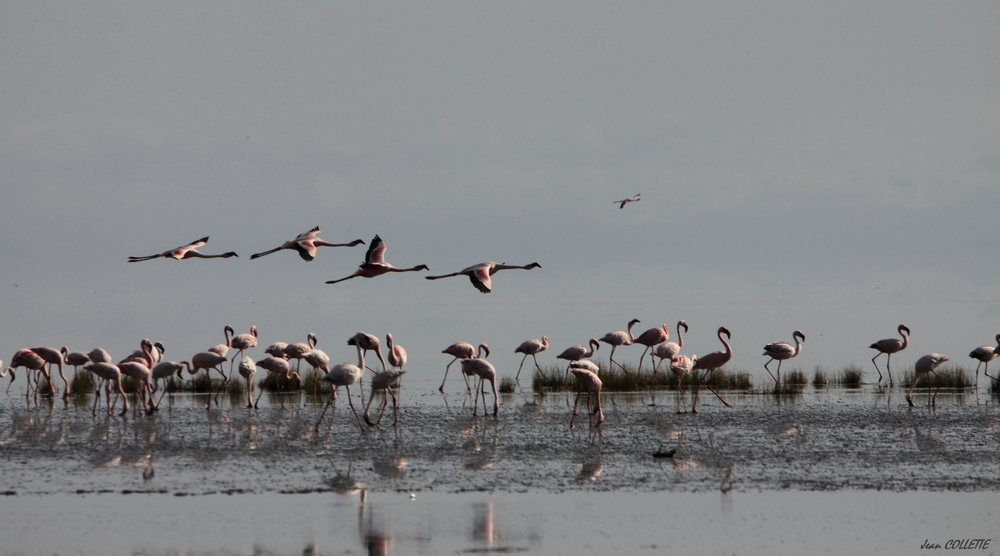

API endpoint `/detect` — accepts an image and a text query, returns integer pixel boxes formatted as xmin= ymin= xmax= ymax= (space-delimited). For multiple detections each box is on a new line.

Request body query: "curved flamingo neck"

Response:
xmin=793 ymin=337 xmax=802 ymax=356
xmin=626 ymin=321 xmax=637 ymax=342
xmin=676 ymin=323 xmax=685 ymax=349
xmin=224 ymin=327 xmax=233 ymax=347
xmin=718 ymin=330 xmax=732 ymax=357
xmin=899 ymin=329 xmax=908 ymax=349
xmin=586 ymin=339 xmax=598 ymax=358
xmin=355 ymin=345 xmax=364 ymax=368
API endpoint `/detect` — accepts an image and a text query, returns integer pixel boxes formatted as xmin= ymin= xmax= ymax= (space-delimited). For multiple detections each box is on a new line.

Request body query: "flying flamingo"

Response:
xmin=386 ymin=334 xmax=407 ymax=371
xmin=326 ymin=235 xmax=429 ymax=284
xmin=227 ymin=325 xmax=258 ymax=373
xmin=691 ymin=326 xmax=734 ymax=413
xmin=253 ymin=356 xmax=301 ymax=408
xmin=568 ymin=362 xmax=603 ymax=428
xmin=439 ymin=342 xmax=489 ymax=392
xmin=907 ymin=353 xmax=949 ymax=407
xmin=514 ymin=336 xmax=548 ymax=380
xmin=315 ymin=345 xmax=367 ymax=431
xmin=613 ymin=193 xmax=641 ymax=209
xmin=29 ymin=347 xmax=69 ymax=399
xmin=870 ymin=324 xmax=910 ymax=387
xmin=650 ymin=321 xmax=688 ymax=387
xmin=634 ymin=324 xmax=670 ymax=372
xmin=968 ymin=334 xmax=1000 ymax=390
xmin=599 ymin=318 xmax=640 ymax=373
xmin=190 ymin=350 xmax=230 ymax=408
xmin=83 ymin=362 xmax=127 ymax=416
xmin=461 ymin=358 xmax=499 ymax=416
xmin=556 ymin=339 xmax=600 ymax=382
xmin=425 ymin=261 xmax=541 ymax=294
xmin=364 ymin=367 xmax=407 ymax=426
xmin=250 ymin=226 xmax=365 ymax=261
xmin=762 ymin=330 xmax=806 ymax=386
xmin=347 ymin=332 xmax=386 ymax=374
xmin=284 ymin=333 xmax=318 ymax=371
xmin=670 ymin=354 xmax=697 ymax=414
xmin=127 ymin=236 xmax=238 ymax=262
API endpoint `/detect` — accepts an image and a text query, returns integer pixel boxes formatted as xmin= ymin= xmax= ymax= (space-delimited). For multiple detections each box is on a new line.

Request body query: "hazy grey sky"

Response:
xmin=2 ymin=2 xmax=998 ymax=382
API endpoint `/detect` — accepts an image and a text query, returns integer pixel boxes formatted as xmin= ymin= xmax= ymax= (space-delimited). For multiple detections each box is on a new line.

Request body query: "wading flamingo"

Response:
xmin=117 ymin=342 xmax=156 ymax=413
xmin=670 ymin=354 xmax=697 ymax=414
xmin=568 ymin=362 xmax=603 ymax=428
xmin=236 ymin=356 xmax=256 ymax=408
xmin=303 ymin=348 xmax=331 ymax=397
xmin=228 ymin=325 xmax=258 ymax=373
xmin=364 ymin=367 xmax=407 ymax=426
xmin=870 ymin=324 xmax=910 ymax=387
xmin=315 ymin=345 xmax=367 ymax=431
xmin=83 ymin=362 xmax=127 ymax=416
xmin=439 ymin=342 xmax=489 ymax=392
xmin=347 ymin=332 xmax=386 ymax=374
xmin=88 ymin=348 xmax=112 ymax=364
xmin=253 ymin=356 xmax=301 ymax=408
xmin=634 ymin=324 xmax=670 ymax=372
xmin=61 ymin=348 xmax=91 ymax=375
xmin=127 ymin=236 xmax=237 ymax=262
xmin=326 ymin=235 xmax=429 ymax=284
xmin=386 ymin=334 xmax=407 ymax=371
xmin=969 ymin=334 xmax=1000 ymax=390
xmin=151 ymin=360 xmax=191 ymax=407
xmin=691 ymin=327 xmax=734 ymax=413
xmin=29 ymin=347 xmax=69 ymax=399
xmin=461 ymin=358 xmax=499 ymax=416
xmin=556 ymin=339 xmax=600 ymax=383
xmin=284 ymin=333 xmax=318 ymax=370
xmin=907 ymin=353 xmax=949 ymax=407
xmin=250 ymin=226 xmax=364 ymax=261
xmin=613 ymin=193 xmax=641 ymax=209
xmin=651 ymin=321 xmax=688 ymax=387
xmin=190 ymin=350 xmax=230 ymax=408
xmin=265 ymin=342 xmax=288 ymax=358
xmin=514 ymin=336 xmax=548 ymax=380
xmin=208 ymin=326 xmax=232 ymax=358
xmin=11 ymin=349 xmax=51 ymax=398
xmin=599 ymin=318 xmax=640 ymax=372
xmin=425 ymin=262 xmax=541 ymax=294
xmin=763 ymin=330 xmax=806 ymax=386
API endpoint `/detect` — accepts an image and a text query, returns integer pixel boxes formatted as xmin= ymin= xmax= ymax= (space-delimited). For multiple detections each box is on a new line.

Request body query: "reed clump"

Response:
xmin=258 ymin=372 xmax=301 ymax=392
xmin=812 ymin=366 xmax=829 ymax=388
xmin=532 ymin=362 xmax=752 ymax=393
xmin=499 ymin=376 xmax=516 ymax=394
xmin=70 ymin=370 xmax=95 ymax=395
xmin=836 ymin=365 xmax=864 ymax=387
xmin=300 ymin=369 xmax=332 ymax=396
xmin=899 ymin=365 xmax=972 ymax=389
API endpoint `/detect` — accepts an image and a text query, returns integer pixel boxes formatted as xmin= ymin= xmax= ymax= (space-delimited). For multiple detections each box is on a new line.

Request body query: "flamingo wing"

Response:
xmin=763 ymin=341 xmax=795 ymax=358
xmin=469 ymin=265 xmax=492 ymax=293
xmin=364 ymin=235 xmax=387 ymax=265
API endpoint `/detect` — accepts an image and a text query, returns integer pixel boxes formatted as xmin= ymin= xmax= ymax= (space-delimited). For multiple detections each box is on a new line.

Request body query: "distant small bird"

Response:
xmin=250 ymin=226 xmax=365 ymax=261
xmin=425 ymin=262 xmax=541 ymax=294
xmin=907 ymin=353 xmax=949 ymax=407
xmin=127 ymin=236 xmax=237 ymax=262
xmin=613 ymin=193 xmax=641 ymax=209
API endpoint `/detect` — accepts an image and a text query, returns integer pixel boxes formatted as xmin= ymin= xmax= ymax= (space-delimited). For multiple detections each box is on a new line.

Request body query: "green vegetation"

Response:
xmin=837 ymin=365 xmax=865 ymax=387
xmin=69 ymin=370 xmax=95 ymax=395
xmin=300 ymin=369 xmax=333 ymax=396
xmin=499 ymin=376 xmax=516 ymax=394
xmin=258 ymin=372 xmax=301 ymax=392
xmin=531 ymin=361 xmax=752 ymax=393
xmin=899 ymin=365 xmax=972 ymax=389
xmin=812 ymin=366 xmax=829 ymax=388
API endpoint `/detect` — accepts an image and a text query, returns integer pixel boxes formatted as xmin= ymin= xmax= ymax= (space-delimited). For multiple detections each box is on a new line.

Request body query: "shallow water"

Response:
xmin=1 ymin=383 xmax=997 ymax=554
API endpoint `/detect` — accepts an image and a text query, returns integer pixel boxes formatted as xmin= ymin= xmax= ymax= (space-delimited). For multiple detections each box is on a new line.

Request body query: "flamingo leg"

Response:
xmin=515 ymin=354 xmax=528 ymax=381
xmin=886 ymin=354 xmax=895 ymax=387
xmin=314 ymin=390 xmax=336 ymax=430
xmin=871 ymin=353 xmax=885 ymax=384
xmin=343 ymin=385 xmax=366 ymax=431
xmin=532 ymin=354 xmax=542 ymax=373
xmin=570 ymin=390 xmax=583 ymax=428
xmin=439 ymin=358 xmax=457 ymax=392
xmin=764 ymin=359 xmax=777 ymax=384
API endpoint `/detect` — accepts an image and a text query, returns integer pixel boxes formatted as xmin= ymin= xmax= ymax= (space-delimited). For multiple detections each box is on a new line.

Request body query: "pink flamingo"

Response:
xmin=151 ymin=360 xmax=191 ymax=407
xmin=83 ymin=362 xmax=127 ymax=416
xmin=870 ymin=324 xmax=910 ymax=387
xmin=439 ymin=342 xmax=489 ymax=392
xmin=236 ymin=357 xmax=256 ymax=408
xmin=326 ymin=235 xmax=429 ymax=284
xmin=315 ymin=345 xmax=367 ymax=431
xmin=12 ymin=349 xmax=51 ymax=398
xmin=514 ymin=336 xmax=548 ymax=380
xmin=670 ymin=354 xmax=697 ymax=414
xmin=29 ymin=347 xmax=69 ymax=399
xmin=364 ymin=367 xmax=407 ymax=426
xmin=386 ymin=334 xmax=407 ymax=371
xmin=208 ymin=325 xmax=233 ymax=358
xmin=907 ymin=353 xmax=949 ymax=407
xmin=190 ymin=350 xmax=230 ymax=408
xmin=127 ymin=236 xmax=237 ymax=262
xmin=968 ymin=334 xmax=1000 ymax=390
xmin=265 ymin=342 xmax=288 ymax=358
xmin=61 ymin=348 xmax=91 ymax=375
xmin=425 ymin=261 xmax=541 ymax=294
xmin=227 ymin=325 xmax=258 ymax=373
xmin=613 ymin=193 xmax=641 ymax=209
xmin=762 ymin=330 xmax=806 ymax=386
xmin=250 ymin=226 xmax=365 ymax=261
xmin=253 ymin=356 xmax=301 ymax=408
xmin=88 ymin=348 xmax=112 ymax=364
xmin=599 ymin=318 xmax=640 ymax=372
xmin=634 ymin=324 xmax=670 ymax=372
xmin=347 ymin=332 xmax=387 ymax=374
xmin=461 ymin=358 xmax=499 ymax=416
xmin=117 ymin=343 xmax=156 ymax=414
xmin=568 ymin=362 xmax=603 ymax=427
xmin=556 ymin=339 xmax=600 ymax=382
xmin=650 ymin=321 xmax=688 ymax=386
xmin=284 ymin=333 xmax=318 ymax=370
xmin=691 ymin=326 xmax=734 ymax=413
xmin=303 ymin=347 xmax=331 ymax=397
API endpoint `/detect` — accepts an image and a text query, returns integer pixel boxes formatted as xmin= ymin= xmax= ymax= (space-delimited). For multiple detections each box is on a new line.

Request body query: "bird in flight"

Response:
xmin=326 ymin=235 xmax=429 ymax=284
xmin=425 ymin=261 xmax=541 ymax=293
xmin=127 ymin=236 xmax=237 ymax=262
xmin=614 ymin=193 xmax=641 ymax=209
xmin=250 ymin=226 xmax=365 ymax=261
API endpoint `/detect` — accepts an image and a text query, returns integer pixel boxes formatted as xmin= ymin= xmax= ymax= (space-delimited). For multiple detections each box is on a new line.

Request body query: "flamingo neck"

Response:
xmin=719 ymin=331 xmax=732 ymax=356
xmin=676 ymin=324 xmax=685 ymax=349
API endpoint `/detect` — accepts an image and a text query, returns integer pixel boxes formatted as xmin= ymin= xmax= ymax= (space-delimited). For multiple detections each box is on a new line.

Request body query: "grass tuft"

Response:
xmin=532 ymin=361 xmax=753 ymax=393
xmin=300 ymin=370 xmax=332 ymax=396
xmin=70 ymin=370 xmax=95 ymax=395
xmin=812 ymin=366 xmax=829 ymax=388
xmin=499 ymin=376 xmax=516 ymax=394
xmin=899 ymin=365 xmax=973 ymax=389
xmin=258 ymin=372 xmax=301 ymax=392
xmin=837 ymin=365 xmax=864 ymax=387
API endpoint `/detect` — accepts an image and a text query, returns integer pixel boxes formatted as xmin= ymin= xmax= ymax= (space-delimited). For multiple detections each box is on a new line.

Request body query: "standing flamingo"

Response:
xmin=265 ymin=342 xmax=289 ymax=358
xmin=315 ymin=345 xmax=367 ymax=431
xmin=364 ymin=367 xmax=407 ymax=426
xmin=599 ymin=318 xmax=640 ymax=373
xmin=88 ymin=348 xmax=112 ymax=364
xmin=568 ymin=362 xmax=603 ymax=427
xmin=190 ymin=350 xmax=230 ymax=408
xmin=12 ymin=349 xmax=51 ymax=398
xmin=907 ymin=353 xmax=949 ymax=407
xmin=83 ymin=362 xmax=127 ymax=416
xmin=514 ymin=336 xmax=548 ymax=380
xmin=236 ymin=357 xmax=256 ymax=408
xmin=303 ymin=348 xmax=331 ymax=397
xmin=556 ymin=339 xmax=600 ymax=383
xmin=691 ymin=327 xmax=734 ymax=413
xmin=61 ymin=348 xmax=91 ymax=374
xmin=650 ymin=321 xmax=688 ymax=388
xmin=250 ymin=226 xmax=365 ymax=261
xmin=151 ymin=360 xmax=191 ymax=407
xmin=326 ymin=235 xmax=429 ymax=284
xmin=461 ymin=358 xmax=499 ymax=416
xmin=127 ymin=236 xmax=237 ymax=262
xmin=634 ymin=324 xmax=670 ymax=372
xmin=870 ymin=324 xmax=910 ymax=387
xmin=284 ymin=333 xmax=318 ymax=371
xmin=386 ymin=334 xmax=407 ymax=371
xmin=29 ymin=347 xmax=69 ymax=399
xmin=425 ymin=261 xmax=541 ymax=293
xmin=253 ymin=356 xmax=301 ymax=408
xmin=208 ymin=325 xmax=233 ymax=358
xmin=347 ymin=332 xmax=386 ymax=374
xmin=439 ymin=342 xmax=489 ymax=392
xmin=117 ymin=342 xmax=156 ymax=413
xmin=670 ymin=354 xmax=697 ymax=414
xmin=228 ymin=325 xmax=258 ymax=373
xmin=968 ymin=334 xmax=1000 ymax=390
xmin=762 ymin=330 xmax=806 ymax=386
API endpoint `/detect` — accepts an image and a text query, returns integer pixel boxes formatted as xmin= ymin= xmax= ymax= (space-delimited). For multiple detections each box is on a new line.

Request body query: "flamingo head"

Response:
xmin=679 ymin=320 xmax=689 ymax=333
xmin=154 ymin=342 xmax=165 ymax=355
xmin=793 ymin=330 xmax=805 ymax=343
xmin=719 ymin=326 xmax=731 ymax=339
xmin=898 ymin=324 xmax=910 ymax=336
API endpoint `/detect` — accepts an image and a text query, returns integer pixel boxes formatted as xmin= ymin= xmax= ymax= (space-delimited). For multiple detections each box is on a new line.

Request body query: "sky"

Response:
xmin=2 ymin=2 xmax=999 ymax=386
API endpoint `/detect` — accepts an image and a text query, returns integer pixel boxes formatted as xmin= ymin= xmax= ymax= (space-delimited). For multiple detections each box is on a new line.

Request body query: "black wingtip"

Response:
xmin=196 ymin=236 xmax=209 ymax=243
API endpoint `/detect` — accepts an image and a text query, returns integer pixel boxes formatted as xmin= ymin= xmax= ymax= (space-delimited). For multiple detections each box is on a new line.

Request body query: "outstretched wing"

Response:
xmin=364 ymin=235 xmax=386 ymax=265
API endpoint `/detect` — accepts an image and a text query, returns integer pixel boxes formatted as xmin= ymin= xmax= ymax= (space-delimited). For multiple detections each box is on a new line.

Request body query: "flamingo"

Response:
xmin=461 ymin=358 xmax=499 ymax=416
xmin=870 ymin=324 xmax=910 ymax=387
xmin=127 ymin=236 xmax=237 ymax=262
xmin=599 ymin=318 xmax=640 ymax=373
xmin=83 ymin=362 xmax=127 ymax=416
xmin=61 ymin=348 xmax=91 ymax=374
xmin=347 ymin=332 xmax=386 ymax=374
xmin=364 ymin=367 xmax=407 ymax=426
xmin=425 ymin=261 xmax=541 ymax=294
xmin=253 ymin=356 xmax=301 ymax=408
xmin=117 ymin=342 xmax=156 ymax=413
xmin=284 ymin=333 xmax=318 ymax=370
xmin=613 ymin=193 xmax=641 ymax=209
xmin=439 ymin=342 xmax=489 ymax=392
xmin=208 ymin=325 xmax=233 ymax=358
xmin=968 ymin=334 xmax=1000 ymax=390
xmin=190 ymin=350 xmax=230 ymax=408
xmin=12 ymin=349 xmax=51 ymax=398
xmin=303 ymin=348 xmax=331 ymax=397
xmin=568 ymin=363 xmax=603 ymax=428
xmin=88 ymin=348 xmax=112 ymax=364
xmin=670 ymin=354 xmax=697 ymax=414
xmin=150 ymin=360 xmax=191 ymax=407
xmin=386 ymin=333 xmax=407 ymax=371
xmin=228 ymin=325 xmax=258 ymax=373
xmin=651 ymin=320 xmax=688 ymax=387
xmin=0 ymin=362 xmax=13 ymax=395
xmin=326 ymin=235 xmax=429 ymax=284
xmin=556 ymin=339 xmax=600 ymax=382
xmin=29 ymin=347 xmax=69 ymax=399
xmin=763 ymin=330 xmax=806 ymax=386
xmin=265 ymin=342 xmax=289 ymax=358
xmin=691 ymin=326 xmax=734 ymax=413
xmin=907 ymin=353 xmax=949 ymax=407
xmin=250 ymin=226 xmax=365 ymax=261
xmin=236 ymin=356 xmax=256 ymax=408
xmin=634 ymin=324 xmax=670 ymax=372
xmin=514 ymin=337 xmax=548 ymax=380
xmin=315 ymin=345 xmax=367 ymax=431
